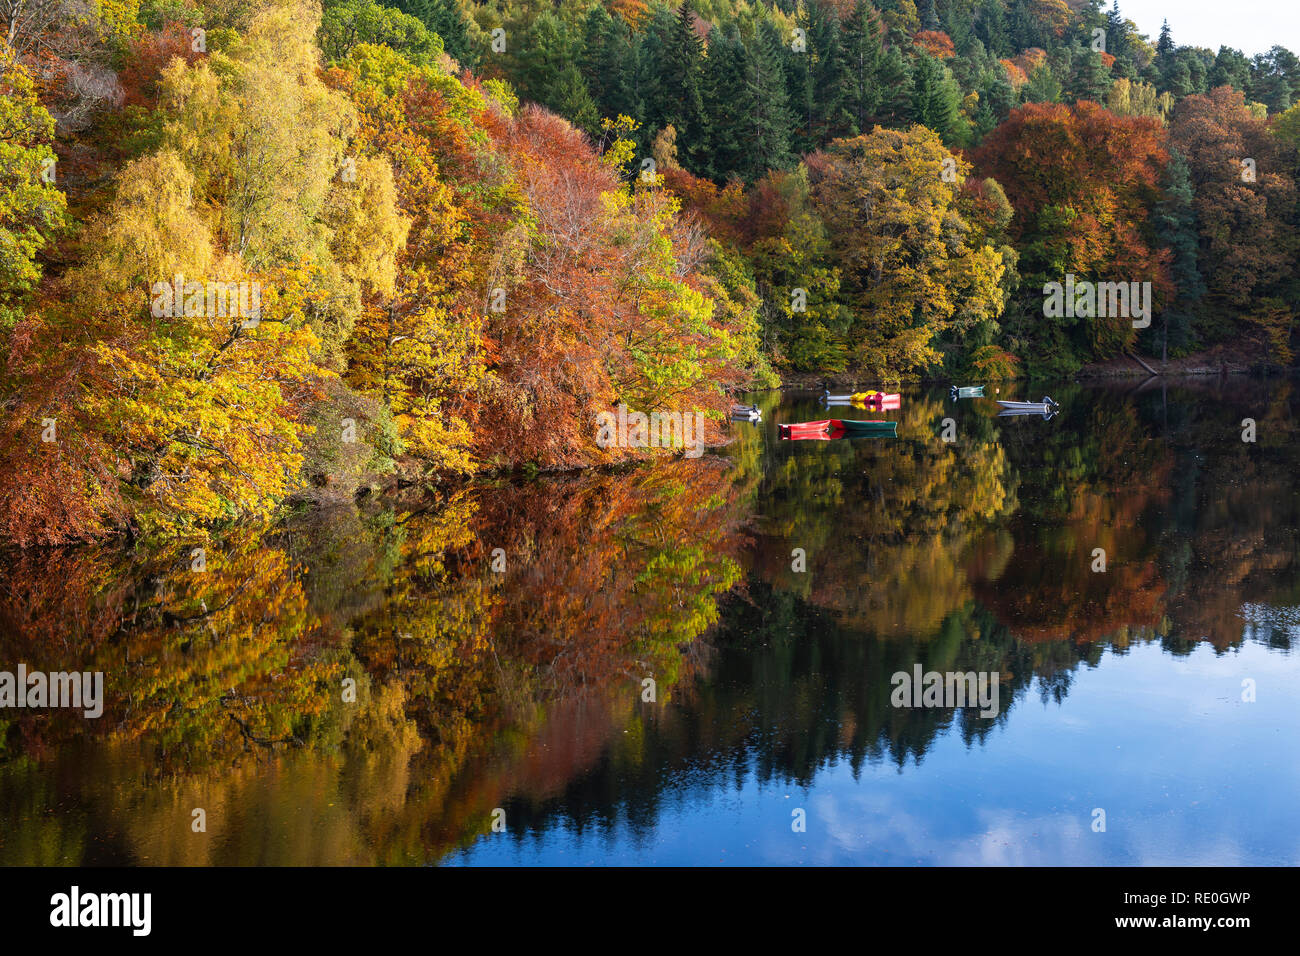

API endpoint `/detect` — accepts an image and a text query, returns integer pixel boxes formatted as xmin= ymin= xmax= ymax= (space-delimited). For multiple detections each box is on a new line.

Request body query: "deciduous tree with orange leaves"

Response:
xmin=975 ymin=101 xmax=1173 ymax=372
xmin=1170 ymin=86 xmax=1299 ymax=363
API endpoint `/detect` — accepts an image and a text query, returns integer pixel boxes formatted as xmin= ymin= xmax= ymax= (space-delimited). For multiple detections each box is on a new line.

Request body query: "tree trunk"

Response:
xmin=1127 ymin=350 xmax=1159 ymax=376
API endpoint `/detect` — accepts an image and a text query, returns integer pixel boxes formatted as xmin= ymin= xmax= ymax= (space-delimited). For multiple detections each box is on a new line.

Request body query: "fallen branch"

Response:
xmin=1126 ymin=350 xmax=1160 ymax=376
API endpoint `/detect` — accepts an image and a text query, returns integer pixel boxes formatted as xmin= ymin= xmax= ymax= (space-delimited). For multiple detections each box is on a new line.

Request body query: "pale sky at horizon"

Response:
xmin=1112 ymin=0 xmax=1300 ymax=57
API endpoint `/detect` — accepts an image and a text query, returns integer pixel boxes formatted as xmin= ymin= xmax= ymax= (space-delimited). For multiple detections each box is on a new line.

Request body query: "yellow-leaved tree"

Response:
xmin=328 ymin=46 xmax=492 ymax=473
xmin=0 ymin=42 xmax=68 ymax=324
xmin=807 ymin=126 xmax=1007 ymax=381
xmin=65 ymin=0 xmax=408 ymax=536
xmin=73 ymin=150 xmax=323 ymax=534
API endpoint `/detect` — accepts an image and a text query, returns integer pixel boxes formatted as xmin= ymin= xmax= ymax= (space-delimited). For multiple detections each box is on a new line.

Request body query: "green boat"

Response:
xmin=950 ymin=385 xmax=985 ymax=399
xmin=835 ymin=419 xmax=898 ymax=437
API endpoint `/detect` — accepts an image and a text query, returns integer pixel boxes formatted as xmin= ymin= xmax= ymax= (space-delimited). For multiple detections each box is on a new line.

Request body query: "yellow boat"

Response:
xmin=823 ymin=390 xmax=901 ymax=409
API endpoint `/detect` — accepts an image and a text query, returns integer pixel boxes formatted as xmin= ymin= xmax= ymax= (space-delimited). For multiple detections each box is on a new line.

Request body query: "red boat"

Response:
xmin=778 ymin=419 xmax=836 ymax=440
xmin=858 ymin=391 xmax=901 ymax=410
xmin=778 ymin=419 xmax=898 ymax=440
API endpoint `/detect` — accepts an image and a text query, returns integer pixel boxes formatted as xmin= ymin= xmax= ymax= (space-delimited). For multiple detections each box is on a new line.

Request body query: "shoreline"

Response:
xmin=5 ymin=358 xmax=1290 ymax=551
xmin=773 ymin=351 xmax=1292 ymax=390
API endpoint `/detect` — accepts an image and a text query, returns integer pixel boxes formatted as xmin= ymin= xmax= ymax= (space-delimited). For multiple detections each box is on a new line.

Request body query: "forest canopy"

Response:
xmin=2 ymin=0 xmax=1299 ymax=543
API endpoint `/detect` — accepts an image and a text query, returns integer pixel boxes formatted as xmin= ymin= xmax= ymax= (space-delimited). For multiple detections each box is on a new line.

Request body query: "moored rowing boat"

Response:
xmin=823 ymin=390 xmax=901 ymax=409
xmin=778 ymin=419 xmax=898 ymax=439
xmin=996 ymin=396 xmax=1060 ymax=419
xmin=778 ymin=419 xmax=836 ymax=439
xmin=995 ymin=396 xmax=1058 ymax=412
xmin=836 ymin=418 xmax=897 ymax=436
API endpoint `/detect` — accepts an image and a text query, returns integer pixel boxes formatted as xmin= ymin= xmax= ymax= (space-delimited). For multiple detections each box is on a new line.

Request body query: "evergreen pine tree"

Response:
xmin=1153 ymin=149 xmax=1204 ymax=359
xmin=645 ymin=2 xmax=707 ymax=170
xmin=1208 ymin=47 xmax=1252 ymax=94
xmin=581 ymin=5 xmax=637 ymax=123
xmin=974 ymin=64 xmax=1015 ymax=136
xmin=975 ymin=0 xmax=1008 ymax=58
xmin=1068 ymin=44 xmax=1111 ymax=102
xmin=791 ymin=0 xmax=848 ymax=154
xmin=1104 ymin=2 xmax=1133 ymax=61
xmin=878 ymin=46 xmax=915 ymax=125
xmin=1024 ymin=62 xmax=1062 ymax=103
xmin=1155 ymin=19 xmax=1175 ymax=61
xmin=701 ymin=24 xmax=749 ymax=180
xmin=840 ymin=2 xmax=888 ymax=134
xmin=394 ymin=0 xmax=477 ymax=68
xmin=909 ymin=52 xmax=961 ymax=141
xmin=550 ymin=62 xmax=601 ymax=136
xmin=507 ymin=12 xmax=569 ymax=106
xmin=1008 ymin=0 xmax=1046 ymax=50
xmin=507 ymin=12 xmax=599 ymax=135
xmin=1161 ymin=55 xmax=1194 ymax=98
xmin=741 ymin=19 xmax=795 ymax=180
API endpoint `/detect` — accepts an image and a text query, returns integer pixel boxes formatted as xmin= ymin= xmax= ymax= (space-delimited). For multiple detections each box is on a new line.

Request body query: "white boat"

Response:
xmin=996 ymin=396 xmax=1058 ymax=410
xmin=996 ymin=396 xmax=1059 ymax=419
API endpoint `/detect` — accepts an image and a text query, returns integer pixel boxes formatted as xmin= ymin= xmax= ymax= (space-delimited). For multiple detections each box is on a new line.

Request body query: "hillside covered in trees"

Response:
xmin=2 ymin=0 xmax=1299 ymax=544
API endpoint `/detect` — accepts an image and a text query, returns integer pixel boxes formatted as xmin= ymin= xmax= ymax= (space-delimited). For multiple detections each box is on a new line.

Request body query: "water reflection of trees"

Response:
xmin=751 ymin=391 xmax=1019 ymax=638
xmin=0 ymin=457 xmax=754 ymax=863
xmin=1148 ymin=381 xmax=1299 ymax=649
xmin=1 ymin=382 xmax=1296 ymax=863
xmin=978 ymin=390 xmax=1173 ymax=643
xmin=444 ymin=383 xmax=1296 ymax=853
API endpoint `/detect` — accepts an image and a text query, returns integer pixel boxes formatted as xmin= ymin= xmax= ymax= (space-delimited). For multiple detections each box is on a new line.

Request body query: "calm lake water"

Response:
xmin=2 ymin=381 xmax=1297 ymax=866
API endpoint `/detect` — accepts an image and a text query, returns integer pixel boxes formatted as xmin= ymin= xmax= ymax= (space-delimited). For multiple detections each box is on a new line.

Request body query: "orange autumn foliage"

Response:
xmin=914 ymin=30 xmax=955 ymax=59
xmin=117 ymin=21 xmax=206 ymax=109
xmin=999 ymin=59 xmax=1028 ymax=88
xmin=975 ymin=101 xmax=1174 ymax=357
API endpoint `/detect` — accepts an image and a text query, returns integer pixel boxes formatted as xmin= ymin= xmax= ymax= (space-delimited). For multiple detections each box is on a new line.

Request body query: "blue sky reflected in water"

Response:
xmin=451 ymin=640 xmax=1300 ymax=866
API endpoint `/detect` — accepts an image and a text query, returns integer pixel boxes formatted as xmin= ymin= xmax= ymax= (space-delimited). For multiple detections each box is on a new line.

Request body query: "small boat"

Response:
xmin=778 ymin=419 xmax=836 ymax=440
xmin=836 ymin=419 xmax=897 ymax=436
xmin=950 ymin=385 xmax=984 ymax=400
xmin=996 ymin=396 xmax=1058 ymax=412
xmin=778 ymin=419 xmax=897 ymax=440
xmin=996 ymin=396 xmax=1060 ymax=419
xmin=998 ymin=407 xmax=1058 ymax=420
xmin=822 ymin=389 xmax=901 ymax=409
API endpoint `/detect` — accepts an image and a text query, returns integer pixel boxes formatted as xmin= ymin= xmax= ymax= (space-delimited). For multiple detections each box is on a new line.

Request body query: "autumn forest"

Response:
xmin=0 ymin=0 xmax=1298 ymax=544
xmin=2 ymin=0 xmax=1299 ymax=876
